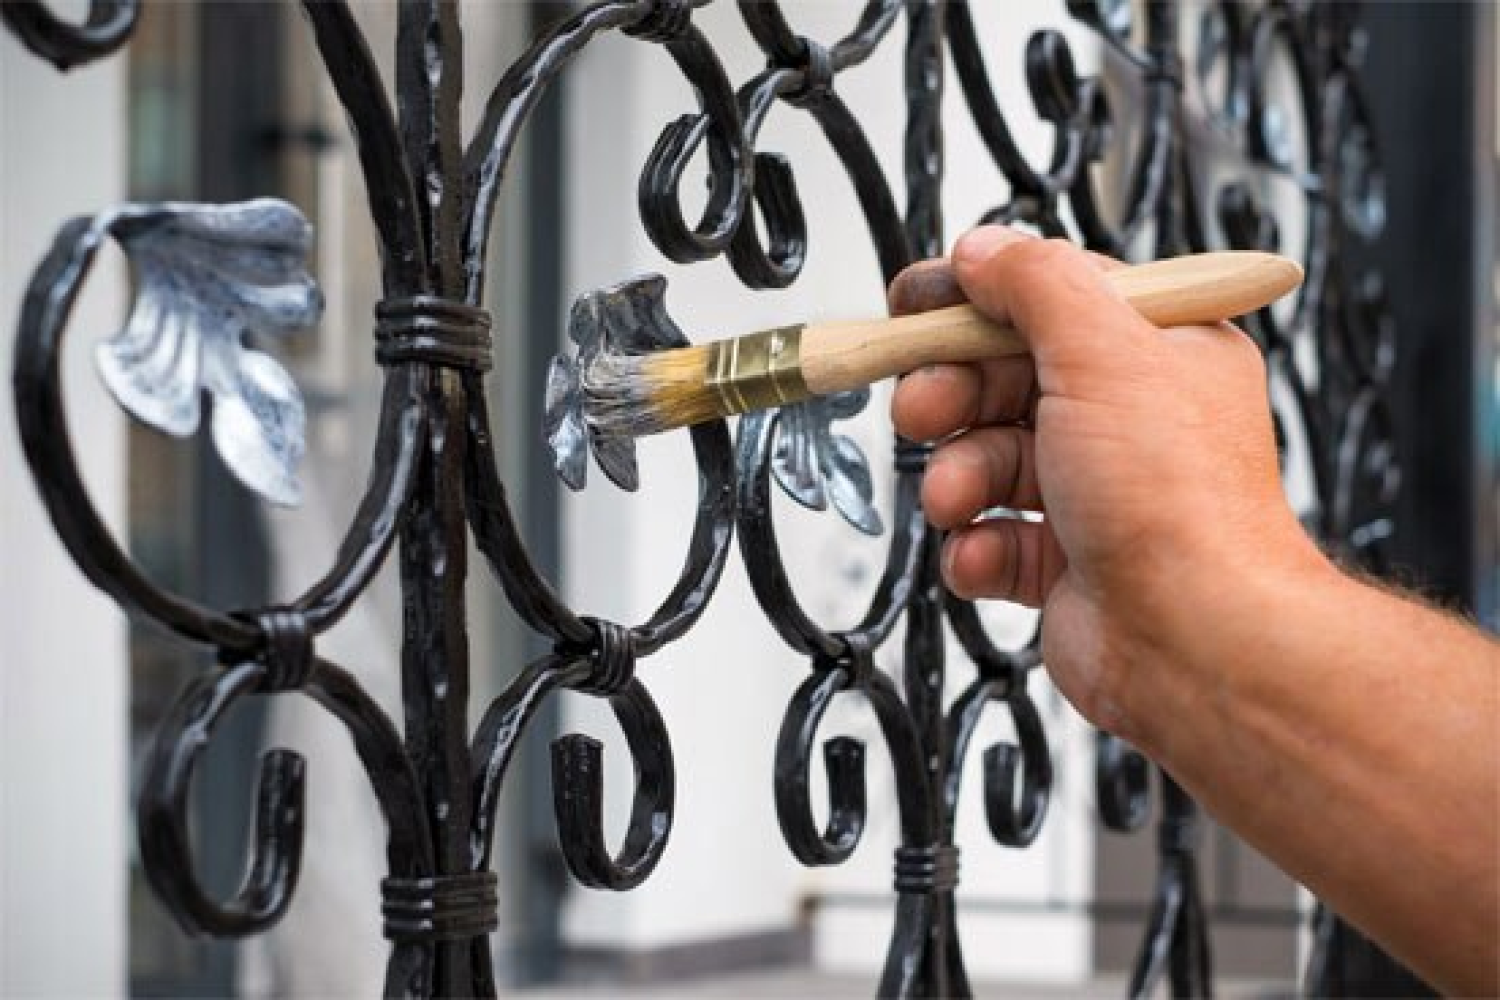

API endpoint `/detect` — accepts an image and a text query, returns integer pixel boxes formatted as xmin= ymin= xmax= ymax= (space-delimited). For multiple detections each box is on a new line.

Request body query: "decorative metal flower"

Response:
xmin=545 ymin=273 xmax=880 ymax=532
xmin=770 ymin=391 xmax=883 ymax=536
xmin=544 ymin=274 xmax=690 ymax=492
xmin=93 ymin=199 xmax=322 ymax=506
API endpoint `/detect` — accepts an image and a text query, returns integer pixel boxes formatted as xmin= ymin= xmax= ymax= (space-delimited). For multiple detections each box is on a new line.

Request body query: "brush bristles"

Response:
xmin=582 ymin=346 xmax=728 ymax=437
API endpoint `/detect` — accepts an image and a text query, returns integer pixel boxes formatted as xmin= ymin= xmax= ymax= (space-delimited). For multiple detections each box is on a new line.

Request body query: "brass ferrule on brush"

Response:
xmin=703 ymin=324 xmax=810 ymax=414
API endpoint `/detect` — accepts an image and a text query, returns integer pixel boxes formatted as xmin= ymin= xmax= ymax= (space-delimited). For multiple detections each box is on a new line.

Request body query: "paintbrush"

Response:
xmin=583 ymin=251 xmax=1303 ymax=437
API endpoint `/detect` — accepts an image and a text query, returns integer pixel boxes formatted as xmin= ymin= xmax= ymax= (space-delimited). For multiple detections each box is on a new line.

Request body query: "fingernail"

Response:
xmin=904 ymin=267 xmax=962 ymax=308
xmin=954 ymin=225 xmax=1026 ymax=266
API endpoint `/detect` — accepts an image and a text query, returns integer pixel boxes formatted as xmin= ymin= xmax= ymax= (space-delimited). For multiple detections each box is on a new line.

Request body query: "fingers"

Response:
xmin=952 ymin=228 xmax=1156 ymax=389
xmin=891 ymin=356 xmax=1037 ymax=442
xmin=889 ymin=225 xmax=1137 ymax=441
xmin=888 ymin=253 xmax=1038 ymax=442
xmin=942 ymin=517 xmax=1067 ymax=608
xmin=921 ymin=425 xmax=1041 ymax=528
xmin=888 ymin=226 xmax=1120 ymax=322
xmin=887 ymin=227 xmax=1031 ymax=317
xmin=887 ymin=258 xmax=966 ymax=316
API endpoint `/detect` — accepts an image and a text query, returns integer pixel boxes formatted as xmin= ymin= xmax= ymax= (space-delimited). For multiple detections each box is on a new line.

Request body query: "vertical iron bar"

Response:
xmin=397 ymin=370 xmax=485 ymax=997
xmin=396 ymin=0 xmax=467 ymax=299
xmin=900 ymin=2 xmax=961 ymax=996
xmin=391 ymin=1 xmax=486 ymax=995
xmin=904 ymin=0 xmax=946 ymax=261
xmin=1148 ymin=0 xmax=1182 ymax=259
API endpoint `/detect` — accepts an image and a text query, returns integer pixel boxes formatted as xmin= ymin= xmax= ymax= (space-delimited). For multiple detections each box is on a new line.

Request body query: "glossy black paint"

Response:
xmin=7 ymin=1 xmax=1413 ymax=997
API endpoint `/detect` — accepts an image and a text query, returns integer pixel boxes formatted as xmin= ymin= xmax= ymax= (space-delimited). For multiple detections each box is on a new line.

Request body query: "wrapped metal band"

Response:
xmin=375 ymin=296 xmax=493 ymax=371
xmin=381 ymin=872 xmax=499 ymax=943
xmin=704 ymin=324 xmax=808 ymax=416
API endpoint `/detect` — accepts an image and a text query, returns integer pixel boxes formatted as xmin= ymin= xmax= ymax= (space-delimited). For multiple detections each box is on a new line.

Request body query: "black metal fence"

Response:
xmin=6 ymin=1 xmax=1485 ymax=997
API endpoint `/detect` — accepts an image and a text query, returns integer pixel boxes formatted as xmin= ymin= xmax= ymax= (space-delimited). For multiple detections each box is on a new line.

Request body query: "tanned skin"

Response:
xmin=889 ymin=225 xmax=1499 ymax=997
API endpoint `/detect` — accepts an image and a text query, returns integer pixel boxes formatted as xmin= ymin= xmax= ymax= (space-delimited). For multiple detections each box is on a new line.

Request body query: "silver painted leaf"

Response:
xmin=94 ymin=199 xmax=321 ymax=506
xmin=545 ymin=275 xmax=673 ymax=493
xmin=207 ymin=348 xmax=305 ymax=511
xmin=769 ymin=394 xmax=883 ymax=535
xmin=823 ymin=434 xmax=883 ymax=536
xmin=591 ymin=433 xmax=640 ymax=492
xmin=95 ymin=277 xmax=201 ymax=434
xmin=772 ymin=403 xmax=827 ymax=509
xmin=825 ymin=387 xmax=870 ymax=420
xmin=567 ymin=290 xmax=604 ymax=351
xmin=593 ymin=274 xmax=690 ymax=351
xmin=544 ymin=354 xmax=589 ymax=491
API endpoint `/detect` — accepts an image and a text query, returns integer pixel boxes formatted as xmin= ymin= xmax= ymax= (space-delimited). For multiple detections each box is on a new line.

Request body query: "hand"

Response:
xmin=892 ymin=227 xmax=1500 ymax=996
xmin=890 ymin=226 xmax=1330 ymax=736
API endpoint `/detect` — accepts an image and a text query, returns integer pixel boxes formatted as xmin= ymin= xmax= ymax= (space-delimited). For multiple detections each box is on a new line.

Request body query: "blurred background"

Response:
xmin=2 ymin=1 xmax=1495 ymax=997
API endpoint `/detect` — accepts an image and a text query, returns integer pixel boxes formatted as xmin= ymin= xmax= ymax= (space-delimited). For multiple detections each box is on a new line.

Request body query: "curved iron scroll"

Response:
xmin=7 ymin=0 xmax=1397 ymax=997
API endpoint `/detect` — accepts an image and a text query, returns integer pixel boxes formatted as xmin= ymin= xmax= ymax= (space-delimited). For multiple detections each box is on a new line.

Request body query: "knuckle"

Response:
xmin=989 ymin=240 xmax=1100 ymax=319
xmin=1004 ymin=237 xmax=1079 ymax=277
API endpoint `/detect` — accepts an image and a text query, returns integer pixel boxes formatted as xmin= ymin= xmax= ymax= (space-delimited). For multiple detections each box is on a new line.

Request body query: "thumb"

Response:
xmin=952 ymin=228 xmax=1156 ymax=392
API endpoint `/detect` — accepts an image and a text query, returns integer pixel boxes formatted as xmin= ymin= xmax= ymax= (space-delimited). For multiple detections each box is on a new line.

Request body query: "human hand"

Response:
xmin=890 ymin=226 xmax=1330 ymax=736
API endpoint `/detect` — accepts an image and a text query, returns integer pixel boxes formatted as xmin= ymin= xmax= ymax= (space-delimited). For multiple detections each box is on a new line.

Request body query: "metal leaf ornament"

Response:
xmin=771 ymin=390 xmax=883 ymax=536
xmin=93 ymin=199 xmax=322 ymax=506
xmin=545 ymin=275 xmax=690 ymax=492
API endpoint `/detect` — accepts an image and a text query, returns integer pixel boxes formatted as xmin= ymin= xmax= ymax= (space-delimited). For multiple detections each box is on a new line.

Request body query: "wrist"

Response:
xmin=1111 ymin=513 xmax=1343 ymax=758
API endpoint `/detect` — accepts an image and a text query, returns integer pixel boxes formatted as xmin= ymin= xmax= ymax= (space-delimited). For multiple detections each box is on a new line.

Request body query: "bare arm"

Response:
xmin=1157 ymin=558 xmax=1497 ymax=997
xmin=889 ymin=226 xmax=1499 ymax=996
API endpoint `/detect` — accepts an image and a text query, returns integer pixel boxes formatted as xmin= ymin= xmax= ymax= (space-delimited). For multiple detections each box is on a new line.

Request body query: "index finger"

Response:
xmin=951 ymin=230 xmax=1157 ymax=395
xmin=888 ymin=226 xmax=1120 ymax=442
xmin=891 ymin=356 xmax=1038 ymax=442
xmin=889 ymin=250 xmax=1040 ymax=441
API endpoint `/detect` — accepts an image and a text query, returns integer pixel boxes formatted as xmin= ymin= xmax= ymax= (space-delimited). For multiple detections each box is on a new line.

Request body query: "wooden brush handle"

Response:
xmin=799 ymin=251 xmax=1303 ymax=396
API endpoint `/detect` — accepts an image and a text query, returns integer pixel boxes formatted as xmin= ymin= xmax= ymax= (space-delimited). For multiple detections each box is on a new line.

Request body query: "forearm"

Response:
xmin=1124 ymin=550 xmax=1499 ymax=996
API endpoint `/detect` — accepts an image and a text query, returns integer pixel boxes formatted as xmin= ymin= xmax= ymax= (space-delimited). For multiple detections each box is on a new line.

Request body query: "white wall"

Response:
xmin=560 ymin=2 xmax=1099 ymax=982
xmin=0 ymin=27 xmax=129 ymax=999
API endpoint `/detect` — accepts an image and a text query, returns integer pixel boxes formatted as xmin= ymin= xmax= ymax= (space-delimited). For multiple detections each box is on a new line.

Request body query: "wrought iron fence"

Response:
xmin=5 ymin=0 xmax=1405 ymax=996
